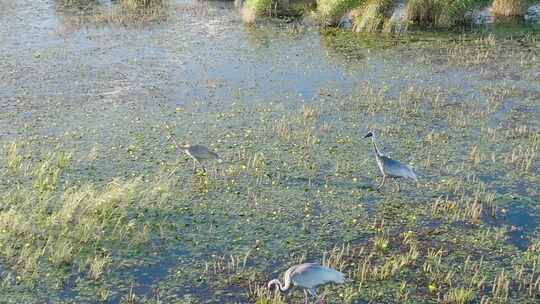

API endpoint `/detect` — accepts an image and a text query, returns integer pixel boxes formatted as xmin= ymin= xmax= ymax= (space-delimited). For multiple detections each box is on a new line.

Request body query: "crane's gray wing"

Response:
xmin=189 ymin=145 xmax=220 ymax=160
xmin=189 ymin=145 xmax=210 ymax=154
xmin=291 ymin=263 xmax=345 ymax=289
xmin=379 ymin=156 xmax=417 ymax=180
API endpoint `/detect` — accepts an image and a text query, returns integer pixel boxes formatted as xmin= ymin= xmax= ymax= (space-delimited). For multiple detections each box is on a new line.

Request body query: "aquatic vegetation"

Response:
xmin=250 ymin=284 xmax=286 ymax=304
xmin=58 ymin=0 xmax=167 ymax=8
xmin=55 ymin=0 xmax=169 ymax=25
xmin=442 ymin=287 xmax=475 ymax=303
xmin=56 ymin=0 xmax=101 ymax=10
xmin=0 ymin=144 xmax=178 ymax=289
xmin=504 ymin=133 xmax=539 ymax=172
xmin=405 ymin=0 xmax=492 ymax=27
xmin=239 ymin=0 xmax=539 ymax=30
xmin=352 ymin=0 xmax=394 ymax=32
xmin=242 ymin=0 xmax=276 ymax=23
xmin=317 ymin=0 xmax=364 ymax=25
xmin=121 ymin=0 xmax=168 ymax=9
xmin=106 ymin=0 xmax=170 ymax=24
xmin=240 ymin=0 xmax=317 ymax=23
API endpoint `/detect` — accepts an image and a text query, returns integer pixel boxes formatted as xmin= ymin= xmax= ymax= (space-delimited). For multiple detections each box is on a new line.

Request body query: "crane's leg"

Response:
xmin=303 ymin=290 xmax=309 ymax=304
xmin=314 ymin=292 xmax=326 ymax=304
xmin=192 ymin=157 xmax=206 ymax=174
xmin=302 ymin=289 xmax=317 ymax=303
xmin=391 ymin=179 xmax=400 ymax=192
xmin=376 ymin=175 xmax=386 ymax=191
xmin=191 ymin=158 xmax=197 ymax=173
xmin=168 ymin=166 xmax=178 ymax=178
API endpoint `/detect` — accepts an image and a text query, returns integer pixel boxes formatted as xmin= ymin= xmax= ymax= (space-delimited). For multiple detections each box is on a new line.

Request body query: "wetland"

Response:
xmin=0 ymin=0 xmax=539 ymax=303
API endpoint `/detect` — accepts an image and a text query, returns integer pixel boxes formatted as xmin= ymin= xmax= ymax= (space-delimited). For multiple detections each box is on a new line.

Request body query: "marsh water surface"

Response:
xmin=0 ymin=0 xmax=539 ymax=303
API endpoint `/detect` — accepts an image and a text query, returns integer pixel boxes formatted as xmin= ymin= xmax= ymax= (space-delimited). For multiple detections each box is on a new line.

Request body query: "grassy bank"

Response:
xmin=259 ymin=0 xmax=539 ymax=31
xmin=317 ymin=0 xmax=364 ymax=24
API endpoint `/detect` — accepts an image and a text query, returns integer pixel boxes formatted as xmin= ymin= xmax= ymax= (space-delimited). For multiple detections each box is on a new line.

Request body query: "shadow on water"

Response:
xmin=58 ymin=250 xmax=187 ymax=303
xmin=126 ymin=255 xmax=180 ymax=300
xmin=501 ymin=202 xmax=540 ymax=250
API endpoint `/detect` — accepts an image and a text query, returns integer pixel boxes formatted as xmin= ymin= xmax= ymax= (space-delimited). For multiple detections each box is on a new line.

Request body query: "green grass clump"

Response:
xmin=242 ymin=0 xmax=277 ymax=23
xmin=56 ymin=0 xmax=100 ymax=7
xmin=57 ymin=0 xmax=167 ymax=11
xmin=406 ymin=0 xmax=491 ymax=27
xmin=317 ymin=0 xmax=365 ymax=25
xmin=121 ymin=0 xmax=166 ymax=8
xmin=56 ymin=0 xmax=169 ymax=24
xmin=0 ymin=144 xmax=173 ymax=286
xmin=245 ymin=0 xmax=276 ymax=13
xmin=112 ymin=0 xmax=169 ymax=23
xmin=353 ymin=0 xmax=394 ymax=32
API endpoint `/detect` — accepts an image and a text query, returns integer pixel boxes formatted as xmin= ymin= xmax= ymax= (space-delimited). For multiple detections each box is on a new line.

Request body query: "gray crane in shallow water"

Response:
xmin=166 ymin=130 xmax=222 ymax=173
xmin=267 ymin=263 xmax=345 ymax=303
xmin=364 ymin=130 xmax=417 ymax=191
xmin=176 ymin=143 xmax=222 ymax=172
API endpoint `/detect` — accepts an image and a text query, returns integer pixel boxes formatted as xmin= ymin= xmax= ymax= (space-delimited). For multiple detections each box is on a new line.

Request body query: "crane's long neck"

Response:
xmin=371 ymin=137 xmax=381 ymax=157
xmin=281 ymin=271 xmax=292 ymax=291
xmin=277 ymin=280 xmax=288 ymax=292
xmin=167 ymin=131 xmax=188 ymax=151
xmin=270 ymin=271 xmax=292 ymax=292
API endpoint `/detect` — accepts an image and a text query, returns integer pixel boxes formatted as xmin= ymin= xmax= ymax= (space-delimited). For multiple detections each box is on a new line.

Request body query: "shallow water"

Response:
xmin=1 ymin=0 xmax=540 ymax=303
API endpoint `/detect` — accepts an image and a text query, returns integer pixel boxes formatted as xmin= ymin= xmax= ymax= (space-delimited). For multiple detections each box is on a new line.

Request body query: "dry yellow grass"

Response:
xmin=242 ymin=6 xmax=257 ymax=23
xmin=491 ymin=0 xmax=526 ymax=16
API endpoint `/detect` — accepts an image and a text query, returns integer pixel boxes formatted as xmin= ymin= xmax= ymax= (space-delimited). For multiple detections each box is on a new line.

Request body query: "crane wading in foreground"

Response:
xmin=267 ymin=263 xmax=345 ymax=303
xmin=167 ymin=133 xmax=222 ymax=172
xmin=364 ymin=131 xmax=417 ymax=191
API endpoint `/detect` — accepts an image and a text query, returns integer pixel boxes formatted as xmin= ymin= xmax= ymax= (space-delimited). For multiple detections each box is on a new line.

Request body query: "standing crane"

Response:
xmin=364 ymin=130 xmax=417 ymax=191
xmin=164 ymin=125 xmax=222 ymax=173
